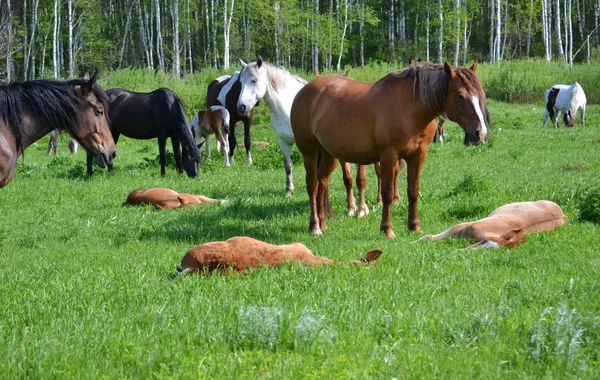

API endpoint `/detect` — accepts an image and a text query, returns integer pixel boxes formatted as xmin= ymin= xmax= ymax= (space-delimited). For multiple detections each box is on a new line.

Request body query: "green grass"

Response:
xmin=1 ymin=92 xmax=600 ymax=377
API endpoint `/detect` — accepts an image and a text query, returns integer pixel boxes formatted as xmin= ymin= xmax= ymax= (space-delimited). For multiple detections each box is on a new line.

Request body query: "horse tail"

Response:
xmin=171 ymin=93 xmax=201 ymax=162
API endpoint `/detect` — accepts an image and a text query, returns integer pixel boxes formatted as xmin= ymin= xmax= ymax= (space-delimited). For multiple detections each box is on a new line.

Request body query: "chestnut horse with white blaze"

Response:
xmin=0 ymin=72 xmax=116 ymax=187
xmin=291 ymin=62 xmax=488 ymax=238
xmin=190 ymin=106 xmax=231 ymax=166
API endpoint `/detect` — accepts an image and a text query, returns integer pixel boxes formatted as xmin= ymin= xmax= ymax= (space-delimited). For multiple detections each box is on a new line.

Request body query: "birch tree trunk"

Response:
xmin=6 ymin=0 xmax=13 ymax=82
xmin=438 ymin=0 xmax=443 ymax=63
xmin=136 ymin=0 xmax=151 ymax=69
xmin=526 ymin=0 xmax=533 ymax=57
xmin=568 ymin=0 xmax=573 ymax=64
xmin=186 ymin=0 xmax=192 ymax=74
xmin=495 ymin=0 xmax=501 ymax=62
xmin=53 ymin=0 xmax=59 ymax=78
xmin=274 ymin=2 xmax=281 ymax=65
xmin=398 ymin=0 xmax=405 ymax=44
xmin=155 ymin=0 xmax=166 ymax=72
xmin=454 ymin=0 xmax=460 ymax=66
xmin=556 ymin=0 xmax=564 ymax=58
xmin=336 ymin=0 xmax=351 ymax=71
xmin=426 ymin=0 xmax=430 ymax=61
xmin=119 ymin=3 xmax=133 ymax=68
xmin=223 ymin=0 xmax=235 ymax=69
xmin=313 ymin=0 xmax=319 ymax=72
xmin=172 ymin=0 xmax=180 ymax=77
xmin=211 ymin=0 xmax=218 ymax=68
xmin=204 ymin=0 xmax=210 ymax=67
xmin=542 ymin=0 xmax=551 ymax=60
xmin=359 ymin=0 xmax=365 ymax=66
xmin=68 ymin=0 xmax=74 ymax=77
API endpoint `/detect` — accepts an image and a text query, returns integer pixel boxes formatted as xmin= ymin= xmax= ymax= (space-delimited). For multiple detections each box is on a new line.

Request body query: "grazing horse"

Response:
xmin=291 ymin=62 xmax=488 ymax=238
xmin=87 ymin=87 xmax=200 ymax=177
xmin=47 ymin=129 xmax=79 ymax=155
xmin=190 ymin=106 xmax=230 ymax=166
xmin=0 ymin=73 xmax=116 ymax=188
xmin=123 ymin=188 xmax=228 ymax=210
xmin=206 ymin=72 xmax=254 ymax=165
xmin=543 ymin=83 xmax=587 ymax=128
xmin=416 ymin=201 xmax=567 ymax=249
xmin=176 ymin=236 xmax=382 ymax=275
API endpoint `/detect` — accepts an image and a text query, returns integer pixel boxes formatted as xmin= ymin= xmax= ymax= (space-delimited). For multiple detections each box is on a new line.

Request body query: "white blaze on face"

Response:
xmin=471 ymin=93 xmax=488 ymax=137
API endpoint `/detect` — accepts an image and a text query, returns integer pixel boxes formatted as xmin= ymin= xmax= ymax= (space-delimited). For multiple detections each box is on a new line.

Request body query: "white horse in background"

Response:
xmin=543 ymin=82 xmax=587 ymax=128
xmin=190 ymin=105 xmax=231 ymax=166
xmin=236 ymin=57 xmax=308 ymax=197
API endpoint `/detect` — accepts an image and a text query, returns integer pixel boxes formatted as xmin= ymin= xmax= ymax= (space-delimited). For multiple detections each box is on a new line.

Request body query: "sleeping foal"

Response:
xmin=190 ymin=106 xmax=231 ymax=166
xmin=177 ymin=236 xmax=382 ymax=275
xmin=123 ymin=188 xmax=228 ymax=210
xmin=416 ymin=200 xmax=567 ymax=249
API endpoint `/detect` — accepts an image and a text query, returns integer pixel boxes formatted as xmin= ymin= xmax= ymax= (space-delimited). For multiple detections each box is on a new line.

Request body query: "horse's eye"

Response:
xmin=94 ymin=109 xmax=104 ymax=116
xmin=457 ymin=95 xmax=464 ymax=100
xmin=252 ymin=78 xmax=257 ymax=84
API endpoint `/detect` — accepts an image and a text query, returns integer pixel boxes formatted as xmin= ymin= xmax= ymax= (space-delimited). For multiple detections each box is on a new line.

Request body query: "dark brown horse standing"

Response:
xmin=0 ymin=73 xmax=116 ymax=188
xmin=291 ymin=62 xmax=488 ymax=238
xmin=206 ymin=72 xmax=255 ymax=165
xmin=87 ymin=87 xmax=200 ymax=177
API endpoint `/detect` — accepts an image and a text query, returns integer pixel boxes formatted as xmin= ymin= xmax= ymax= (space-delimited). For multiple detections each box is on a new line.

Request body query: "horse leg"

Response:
xmin=393 ymin=160 xmax=403 ymax=203
xmin=542 ymin=110 xmax=550 ymax=128
xmin=302 ymin=147 xmax=322 ymax=235
xmin=205 ymin=134 xmax=211 ymax=157
xmin=171 ymin=136 xmax=183 ymax=174
xmin=551 ymin=109 xmax=560 ymax=128
xmin=405 ymin=154 xmax=426 ymax=233
xmin=107 ymin=132 xmax=119 ymax=173
xmin=47 ymin=129 xmax=58 ymax=156
xmin=340 ymin=161 xmax=357 ymax=216
xmin=243 ymin=119 xmax=252 ymax=165
xmin=375 ymin=162 xmax=382 ymax=206
xmin=228 ymin=126 xmax=237 ymax=165
xmin=316 ymin=150 xmax=338 ymax=231
xmin=158 ymin=137 xmax=167 ymax=177
xmin=278 ymin=137 xmax=295 ymax=197
xmin=86 ymin=153 xmax=94 ymax=176
xmin=68 ymin=137 xmax=79 ymax=155
xmin=379 ymin=153 xmax=399 ymax=238
xmin=581 ymin=105 xmax=586 ymax=128
xmin=356 ymin=164 xmax=369 ymax=217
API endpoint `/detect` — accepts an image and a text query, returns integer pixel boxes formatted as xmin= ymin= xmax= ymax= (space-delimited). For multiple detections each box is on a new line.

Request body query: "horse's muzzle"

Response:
xmin=95 ymin=148 xmax=117 ymax=168
xmin=237 ymin=103 xmax=249 ymax=116
xmin=464 ymin=129 xmax=486 ymax=146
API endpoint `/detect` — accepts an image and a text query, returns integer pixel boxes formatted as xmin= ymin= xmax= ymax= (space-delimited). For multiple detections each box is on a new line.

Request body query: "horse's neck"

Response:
xmin=263 ymin=66 xmax=305 ymax=116
xmin=18 ymin=112 xmax=56 ymax=154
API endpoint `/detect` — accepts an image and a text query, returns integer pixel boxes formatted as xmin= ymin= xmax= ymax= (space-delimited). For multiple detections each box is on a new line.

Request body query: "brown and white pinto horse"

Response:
xmin=416 ymin=200 xmax=567 ymax=249
xmin=291 ymin=62 xmax=488 ymax=238
xmin=190 ymin=106 xmax=230 ymax=166
xmin=177 ymin=236 xmax=382 ymax=275
xmin=206 ymin=72 xmax=255 ymax=165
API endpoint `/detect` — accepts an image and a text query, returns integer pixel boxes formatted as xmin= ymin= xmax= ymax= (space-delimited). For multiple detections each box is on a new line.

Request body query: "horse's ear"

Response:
xmin=343 ymin=71 xmax=349 ymax=77
xmin=469 ymin=60 xmax=478 ymax=72
xmin=314 ymin=69 xmax=320 ymax=77
xmin=82 ymin=71 xmax=90 ymax=80
xmin=444 ymin=62 xmax=456 ymax=78
xmin=239 ymin=59 xmax=247 ymax=67
xmin=257 ymin=56 xmax=263 ymax=68
xmin=80 ymin=70 xmax=98 ymax=94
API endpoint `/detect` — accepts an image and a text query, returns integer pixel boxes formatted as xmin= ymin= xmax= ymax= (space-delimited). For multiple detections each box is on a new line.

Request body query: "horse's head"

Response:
xmin=237 ymin=56 xmax=267 ymax=116
xmin=182 ymin=141 xmax=200 ymax=178
xmin=443 ymin=62 xmax=488 ymax=146
xmin=73 ymin=72 xmax=117 ymax=168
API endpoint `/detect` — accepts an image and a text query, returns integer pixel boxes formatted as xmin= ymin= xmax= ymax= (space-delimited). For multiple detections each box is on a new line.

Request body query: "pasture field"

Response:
xmin=1 ymin=70 xmax=600 ymax=377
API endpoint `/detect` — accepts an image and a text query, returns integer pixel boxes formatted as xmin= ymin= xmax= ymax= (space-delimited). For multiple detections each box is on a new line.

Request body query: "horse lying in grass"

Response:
xmin=123 ymin=188 xmax=228 ymax=210
xmin=543 ymin=83 xmax=586 ymax=128
xmin=176 ymin=236 xmax=382 ymax=275
xmin=415 ymin=200 xmax=567 ymax=249
xmin=190 ymin=105 xmax=231 ymax=166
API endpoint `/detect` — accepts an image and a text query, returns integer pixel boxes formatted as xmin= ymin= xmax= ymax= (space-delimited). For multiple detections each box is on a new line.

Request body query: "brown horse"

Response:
xmin=416 ymin=201 xmax=567 ymax=249
xmin=0 ymin=72 xmax=116 ymax=188
xmin=176 ymin=236 xmax=382 ymax=275
xmin=190 ymin=106 xmax=231 ymax=166
xmin=123 ymin=188 xmax=228 ymax=210
xmin=291 ymin=62 xmax=488 ymax=238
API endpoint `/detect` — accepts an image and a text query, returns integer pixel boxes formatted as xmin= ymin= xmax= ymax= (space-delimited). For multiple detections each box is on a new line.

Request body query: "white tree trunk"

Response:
xmin=68 ymin=0 xmax=74 ymax=77
xmin=454 ymin=0 xmax=460 ymax=66
xmin=336 ymin=0 xmax=350 ymax=71
xmin=155 ymin=0 xmax=166 ymax=72
xmin=556 ymin=0 xmax=564 ymax=57
xmin=211 ymin=0 xmax=218 ymax=67
xmin=438 ymin=0 xmax=443 ymax=63
xmin=7 ymin=0 xmax=13 ymax=82
xmin=274 ymin=2 xmax=281 ymax=65
xmin=568 ymin=0 xmax=573 ymax=64
xmin=172 ymin=0 xmax=180 ymax=77
xmin=223 ymin=0 xmax=234 ymax=69
xmin=426 ymin=0 xmax=430 ymax=61
xmin=118 ymin=4 xmax=133 ymax=68
xmin=495 ymin=0 xmax=501 ymax=62
xmin=526 ymin=0 xmax=533 ymax=57
xmin=359 ymin=0 xmax=365 ymax=66
xmin=52 ymin=0 xmax=59 ymax=78
xmin=313 ymin=0 xmax=319 ymax=72
xmin=136 ymin=0 xmax=151 ymax=69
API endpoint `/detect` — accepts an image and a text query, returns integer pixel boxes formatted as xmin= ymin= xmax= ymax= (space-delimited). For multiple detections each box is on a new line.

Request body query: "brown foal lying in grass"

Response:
xmin=177 ymin=236 xmax=382 ymax=275
xmin=416 ymin=200 xmax=567 ymax=249
xmin=123 ymin=188 xmax=228 ymax=210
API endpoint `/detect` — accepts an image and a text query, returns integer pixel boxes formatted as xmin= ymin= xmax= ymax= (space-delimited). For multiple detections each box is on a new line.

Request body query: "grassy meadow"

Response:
xmin=1 ymin=61 xmax=600 ymax=378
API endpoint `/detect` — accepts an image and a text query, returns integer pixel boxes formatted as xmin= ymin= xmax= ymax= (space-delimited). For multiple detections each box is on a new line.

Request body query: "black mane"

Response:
xmin=0 ymin=78 xmax=108 ymax=153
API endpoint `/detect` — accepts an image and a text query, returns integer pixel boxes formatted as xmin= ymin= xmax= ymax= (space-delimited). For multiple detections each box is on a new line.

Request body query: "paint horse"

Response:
xmin=543 ymin=83 xmax=587 ymax=128
xmin=87 ymin=87 xmax=200 ymax=177
xmin=47 ymin=129 xmax=79 ymax=155
xmin=0 ymin=72 xmax=116 ymax=188
xmin=291 ymin=62 xmax=488 ymax=238
xmin=177 ymin=236 xmax=382 ymax=275
xmin=206 ymin=72 xmax=255 ymax=165
xmin=416 ymin=200 xmax=567 ymax=249
xmin=123 ymin=188 xmax=228 ymax=210
xmin=190 ymin=106 xmax=231 ymax=166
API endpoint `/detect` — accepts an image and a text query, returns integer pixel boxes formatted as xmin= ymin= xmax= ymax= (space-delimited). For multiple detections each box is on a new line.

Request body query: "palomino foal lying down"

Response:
xmin=123 ymin=188 xmax=228 ymax=210
xmin=177 ymin=236 xmax=382 ymax=275
xmin=190 ymin=106 xmax=231 ymax=166
xmin=416 ymin=201 xmax=567 ymax=249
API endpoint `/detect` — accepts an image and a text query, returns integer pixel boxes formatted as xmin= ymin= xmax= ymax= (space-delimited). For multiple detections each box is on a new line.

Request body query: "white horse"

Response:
xmin=543 ymin=82 xmax=587 ymax=128
xmin=190 ymin=105 xmax=231 ymax=166
xmin=236 ymin=57 xmax=307 ymax=197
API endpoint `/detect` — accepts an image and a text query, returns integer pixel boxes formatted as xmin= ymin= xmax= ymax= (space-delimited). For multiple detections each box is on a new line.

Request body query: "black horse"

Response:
xmin=87 ymin=88 xmax=200 ymax=177
xmin=0 ymin=72 xmax=116 ymax=188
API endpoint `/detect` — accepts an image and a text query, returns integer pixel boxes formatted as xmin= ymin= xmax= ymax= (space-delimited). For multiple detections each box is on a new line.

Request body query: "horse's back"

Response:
xmin=487 ymin=201 xmax=567 ymax=233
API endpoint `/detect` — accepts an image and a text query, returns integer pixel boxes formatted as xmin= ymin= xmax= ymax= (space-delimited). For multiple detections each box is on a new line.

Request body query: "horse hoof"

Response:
xmin=358 ymin=206 xmax=369 ymax=217
xmin=285 ymin=191 xmax=293 ymax=198
xmin=219 ymin=200 xmax=230 ymax=206
xmin=246 ymin=158 xmax=253 ymax=165
xmin=309 ymin=227 xmax=323 ymax=236
xmin=347 ymin=209 xmax=356 ymax=217
xmin=384 ymin=229 xmax=396 ymax=239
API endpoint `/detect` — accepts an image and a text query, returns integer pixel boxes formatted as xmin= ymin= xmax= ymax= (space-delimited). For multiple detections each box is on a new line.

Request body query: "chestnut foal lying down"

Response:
xmin=123 ymin=188 xmax=228 ymax=210
xmin=416 ymin=200 xmax=567 ymax=249
xmin=177 ymin=236 xmax=382 ymax=275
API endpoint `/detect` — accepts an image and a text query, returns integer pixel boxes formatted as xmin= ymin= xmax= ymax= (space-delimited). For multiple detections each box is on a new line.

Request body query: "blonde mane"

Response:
xmin=245 ymin=62 xmax=308 ymax=93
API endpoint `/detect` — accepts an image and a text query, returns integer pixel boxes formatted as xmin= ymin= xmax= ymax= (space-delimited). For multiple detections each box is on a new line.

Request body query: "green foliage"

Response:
xmin=578 ymin=186 xmax=600 ymax=224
